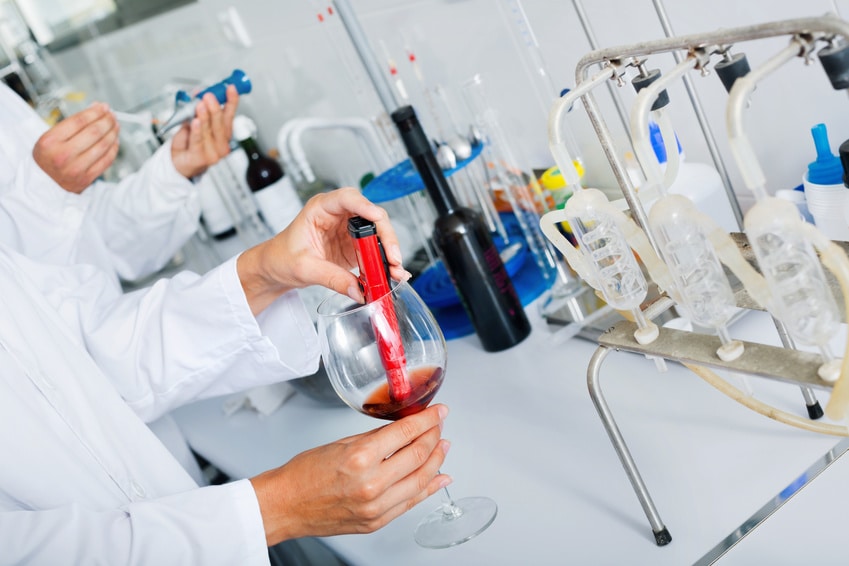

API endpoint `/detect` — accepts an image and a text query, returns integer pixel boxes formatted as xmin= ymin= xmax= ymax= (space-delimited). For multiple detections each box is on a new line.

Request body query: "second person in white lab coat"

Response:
xmin=0 ymin=81 xmax=238 ymax=284
xmin=0 ymin=80 xmax=240 ymax=483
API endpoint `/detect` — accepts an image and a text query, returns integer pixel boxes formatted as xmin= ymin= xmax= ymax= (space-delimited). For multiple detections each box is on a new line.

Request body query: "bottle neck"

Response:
xmin=238 ymin=137 xmax=262 ymax=160
xmin=391 ymin=105 xmax=459 ymax=216
xmin=409 ymin=152 xmax=458 ymax=216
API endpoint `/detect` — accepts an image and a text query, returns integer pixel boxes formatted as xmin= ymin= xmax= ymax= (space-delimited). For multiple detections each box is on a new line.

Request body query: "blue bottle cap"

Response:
xmin=648 ymin=121 xmax=682 ymax=164
xmin=806 ymin=123 xmax=843 ymax=185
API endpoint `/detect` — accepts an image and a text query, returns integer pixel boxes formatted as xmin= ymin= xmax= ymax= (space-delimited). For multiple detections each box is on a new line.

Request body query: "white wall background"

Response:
xmin=50 ymin=0 xmax=849 ymax=213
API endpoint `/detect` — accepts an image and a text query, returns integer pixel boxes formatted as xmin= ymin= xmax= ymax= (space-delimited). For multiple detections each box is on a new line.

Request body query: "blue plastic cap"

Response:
xmin=648 ymin=121 xmax=682 ymax=164
xmin=807 ymin=123 xmax=843 ymax=185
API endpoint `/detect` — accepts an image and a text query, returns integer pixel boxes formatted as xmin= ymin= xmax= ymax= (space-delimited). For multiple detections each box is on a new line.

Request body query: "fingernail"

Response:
xmin=438 ymin=475 xmax=453 ymax=489
xmin=441 ymin=439 xmax=451 ymax=456
xmin=401 ymin=270 xmax=413 ymax=282
xmin=437 ymin=405 xmax=449 ymax=420
xmin=347 ymin=285 xmax=364 ymax=303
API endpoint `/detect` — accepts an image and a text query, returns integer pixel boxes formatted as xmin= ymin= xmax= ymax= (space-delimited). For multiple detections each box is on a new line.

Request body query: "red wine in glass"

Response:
xmin=362 ymin=366 xmax=444 ymax=420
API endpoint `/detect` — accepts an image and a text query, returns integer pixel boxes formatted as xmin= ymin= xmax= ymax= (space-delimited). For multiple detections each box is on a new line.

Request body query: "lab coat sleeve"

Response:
xmin=82 ymin=139 xmax=202 ymax=281
xmin=0 ymin=479 xmax=270 ymax=566
xmin=0 ymin=84 xmax=200 ymax=281
xmin=34 ymin=253 xmax=321 ymax=422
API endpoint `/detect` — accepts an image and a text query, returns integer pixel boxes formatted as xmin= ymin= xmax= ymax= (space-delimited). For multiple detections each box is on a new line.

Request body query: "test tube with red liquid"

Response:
xmin=348 ymin=216 xmax=411 ymax=401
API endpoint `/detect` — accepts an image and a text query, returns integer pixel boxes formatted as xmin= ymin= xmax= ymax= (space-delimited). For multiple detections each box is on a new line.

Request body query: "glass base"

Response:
xmin=414 ymin=496 xmax=498 ymax=549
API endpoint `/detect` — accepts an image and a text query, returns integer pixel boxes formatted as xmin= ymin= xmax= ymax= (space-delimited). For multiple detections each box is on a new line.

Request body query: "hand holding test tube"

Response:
xmin=158 ymin=69 xmax=252 ymax=135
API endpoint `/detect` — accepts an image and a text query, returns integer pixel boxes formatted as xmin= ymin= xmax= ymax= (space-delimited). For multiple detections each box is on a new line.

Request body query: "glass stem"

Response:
xmin=438 ymin=471 xmax=463 ymax=519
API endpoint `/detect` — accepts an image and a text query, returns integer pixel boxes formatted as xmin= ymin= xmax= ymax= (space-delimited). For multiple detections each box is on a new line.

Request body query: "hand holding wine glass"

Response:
xmin=316 ymin=217 xmax=498 ymax=548
xmin=249 ymin=403 xmax=450 ymax=545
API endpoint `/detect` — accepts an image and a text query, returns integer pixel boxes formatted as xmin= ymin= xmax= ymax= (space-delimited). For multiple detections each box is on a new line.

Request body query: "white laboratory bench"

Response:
xmin=172 ymin=302 xmax=849 ymax=565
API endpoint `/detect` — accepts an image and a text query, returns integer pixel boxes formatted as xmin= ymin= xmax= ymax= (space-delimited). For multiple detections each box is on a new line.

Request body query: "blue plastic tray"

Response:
xmin=362 ymin=142 xmax=485 ymax=203
xmin=412 ymin=212 xmax=555 ymax=340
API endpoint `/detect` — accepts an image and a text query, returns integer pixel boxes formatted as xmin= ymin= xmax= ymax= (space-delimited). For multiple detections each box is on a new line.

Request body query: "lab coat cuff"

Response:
xmin=142 ymin=138 xmax=197 ymax=203
xmin=224 ymin=479 xmax=272 ymax=564
xmin=221 ymin=255 xmax=321 ymax=378
xmin=19 ymin=154 xmax=87 ymax=229
xmin=125 ymin=479 xmax=271 ymax=565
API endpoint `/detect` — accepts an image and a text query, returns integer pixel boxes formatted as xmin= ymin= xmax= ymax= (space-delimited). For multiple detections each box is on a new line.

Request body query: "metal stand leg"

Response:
xmin=771 ymin=317 xmax=824 ymax=420
xmin=587 ymin=345 xmax=672 ymax=546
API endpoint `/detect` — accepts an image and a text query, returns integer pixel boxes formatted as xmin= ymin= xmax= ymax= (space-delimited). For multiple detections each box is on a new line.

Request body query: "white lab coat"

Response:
xmin=0 ymin=83 xmax=218 ymax=484
xmin=0 ymin=83 xmax=202 ymax=284
xmin=0 ymin=247 xmax=320 ymax=565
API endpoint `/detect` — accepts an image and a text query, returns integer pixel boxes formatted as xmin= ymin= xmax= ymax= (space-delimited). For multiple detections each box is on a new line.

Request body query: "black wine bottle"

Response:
xmin=391 ymin=105 xmax=531 ymax=352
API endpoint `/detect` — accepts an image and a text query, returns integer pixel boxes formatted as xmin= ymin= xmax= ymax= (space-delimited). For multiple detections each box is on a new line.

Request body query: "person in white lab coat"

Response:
xmin=1 ymin=80 xmax=239 ymax=484
xmin=0 ymin=81 xmax=237 ymax=285
xmin=0 ymin=187 xmax=450 ymax=565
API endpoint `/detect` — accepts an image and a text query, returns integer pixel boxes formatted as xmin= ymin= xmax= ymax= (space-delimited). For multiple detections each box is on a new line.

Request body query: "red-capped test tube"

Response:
xmin=348 ymin=216 xmax=411 ymax=401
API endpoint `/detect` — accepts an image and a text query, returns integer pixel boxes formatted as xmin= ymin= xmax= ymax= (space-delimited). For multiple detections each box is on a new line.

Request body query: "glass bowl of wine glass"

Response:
xmin=317 ymin=280 xmax=446 ymax=420
xmin=317 ymin=280 xmax=497 ymax=548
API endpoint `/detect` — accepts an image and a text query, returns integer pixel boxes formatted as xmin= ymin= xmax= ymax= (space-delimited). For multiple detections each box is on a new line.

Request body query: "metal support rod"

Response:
xmin=587 ymin=345 xmax=672 ymax=546
xmin=573 ymin=15 xmax=849 ymax=256
xmin=571 ymin=0 xmax=634 ymax=145
xmin=650 ymin=0 xmax=745 ymax=230
xmin=771 ymin=317 xmax=823 ymax=417
xmin=582 ymin=89 xmax=659 ymax=248
xmin=332 ymin=0 xmax=399 ymax=115
xmin=571 ymin=19 xmax=849 ymax=546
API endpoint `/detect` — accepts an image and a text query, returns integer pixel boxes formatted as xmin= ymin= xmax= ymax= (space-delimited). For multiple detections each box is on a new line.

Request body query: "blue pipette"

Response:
xmin=157 ymin=69 xmax=252 ymax=135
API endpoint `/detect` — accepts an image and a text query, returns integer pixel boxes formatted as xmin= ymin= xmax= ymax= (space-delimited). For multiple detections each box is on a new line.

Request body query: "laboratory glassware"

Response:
xmin=461 ymin=73 xmax=561 ymax=286
xmin=157 ymin=69 xmax=251 ymax=135
xmin=497 ymin=0 xmax=582 ymax=168
xmin=725 ymin=36 xmax=848 ymax=398
xmin=541 ymin=64 xmax=662 ymax=351
xmin=628 ymin=56 xmax=746 ymax=367
xmin=316 ymin=280 xmax=498 ymax=548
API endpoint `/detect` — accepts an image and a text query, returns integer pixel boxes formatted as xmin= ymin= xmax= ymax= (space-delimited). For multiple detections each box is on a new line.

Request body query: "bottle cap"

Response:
xmin=648 ymin=121 xmax=681 ymax=164
xmin=806 ymin=123 xmax=843 ymax=185
xmin=347 ymin=216 xmax=377 ymax=239
xmin=232 ymin=115 xmax=257 ymax=142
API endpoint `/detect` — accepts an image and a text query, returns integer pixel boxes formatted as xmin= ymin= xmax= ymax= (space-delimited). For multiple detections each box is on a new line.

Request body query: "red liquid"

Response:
xmin=362 ymin=366 xmax=443 ymax=420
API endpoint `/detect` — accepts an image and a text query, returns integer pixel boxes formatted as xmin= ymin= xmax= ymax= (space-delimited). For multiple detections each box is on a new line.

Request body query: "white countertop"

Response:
xmin=172 ymin=303 xmax=848 ymax=565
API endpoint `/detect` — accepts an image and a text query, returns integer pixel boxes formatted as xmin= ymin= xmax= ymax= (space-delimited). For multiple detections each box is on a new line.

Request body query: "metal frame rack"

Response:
xmin=564 ymin=16 xmax=849 ymax=547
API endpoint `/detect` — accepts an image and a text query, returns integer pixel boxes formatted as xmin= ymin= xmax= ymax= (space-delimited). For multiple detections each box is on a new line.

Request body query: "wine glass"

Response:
xmin=316 ymin=280 xmax=497 ymax=548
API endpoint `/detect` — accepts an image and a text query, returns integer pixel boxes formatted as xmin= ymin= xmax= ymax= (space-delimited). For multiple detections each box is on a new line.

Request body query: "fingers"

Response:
xmin=81 ymin=130 xmax=121 ymax=182
xmin=313 ymin=187 xmax=405 ymax=270
xmin=298 ymin=257 xmax=363 ymax=303
xmin=222 ymin=84 xmax=239 ymax=139
xmin=171 ymin=90 xmax=237 ymax=178
xmin=193 ymin=102 xmax=218 ymax=163
xmin=372 ymin=404 xmax=448 ymax=458
xmin=32 ymin=103 xmax=121 ymax=193
xmin=348 ymin=418 xmax=451 ymax=532
xmin=372 ymin=440 xmax=452 ymax=526
xmin=49 ymin=102 xmax=113 ymax=142
xmin=200 ymin=92 xmax=229 ymax=157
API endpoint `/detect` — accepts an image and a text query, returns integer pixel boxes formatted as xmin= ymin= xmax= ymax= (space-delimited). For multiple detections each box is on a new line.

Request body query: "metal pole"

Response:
xmin=571 ymin=0 xmax=634 ymax=142
xmin=587 ymin=345 xmax=672 ymax=546
xmin=332 ymin=0 xmax=399 ymax=115
xmin=650 ymin=0 xmax=745 ymax=230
